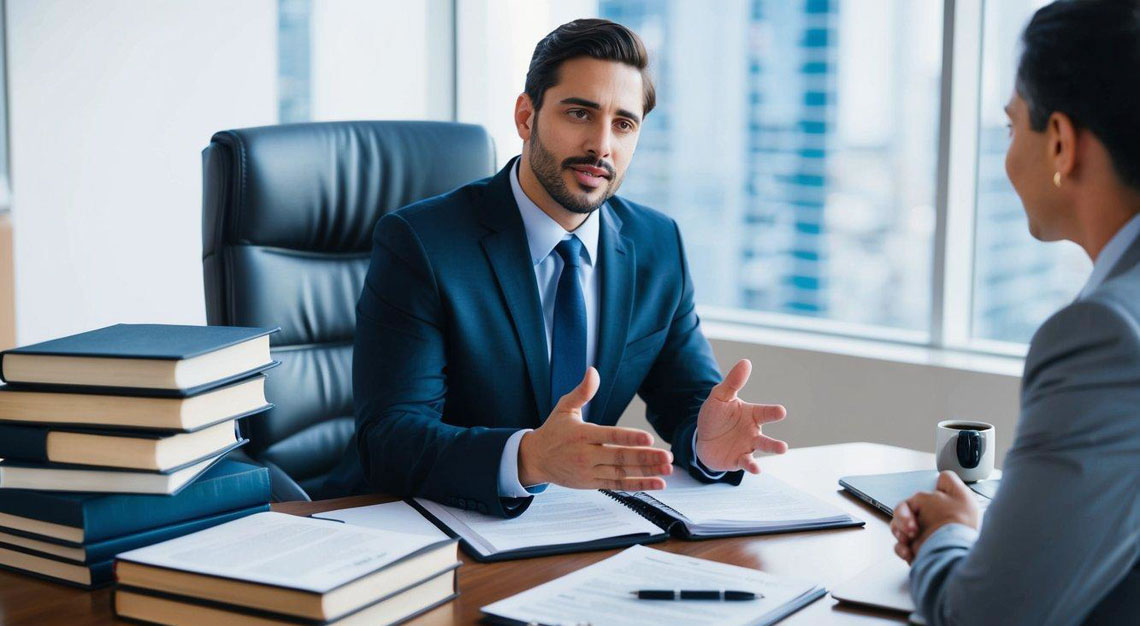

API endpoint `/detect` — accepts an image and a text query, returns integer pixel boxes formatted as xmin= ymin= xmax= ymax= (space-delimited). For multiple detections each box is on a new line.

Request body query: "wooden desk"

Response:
xmin=0 ymin=442 xmax=930 ymax=624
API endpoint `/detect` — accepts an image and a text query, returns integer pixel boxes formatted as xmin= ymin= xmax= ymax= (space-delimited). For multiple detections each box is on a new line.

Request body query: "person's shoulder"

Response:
xmin=606 ymin=195 xmax=678 ymax=237
xmin=372 ymin=175 xmax=492 ymax=243
xmin=1024 ymin=290 xmax=1140 ymax=392
xmin=391 ymin=175 xmax=492 ymax=226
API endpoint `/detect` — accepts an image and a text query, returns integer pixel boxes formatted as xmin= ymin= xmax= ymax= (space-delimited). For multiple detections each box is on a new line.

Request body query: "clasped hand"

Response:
xmin=519 ymin=359 xmax=788 ymax=491
xmin=891 ymin=470 xmax=981 ymax=564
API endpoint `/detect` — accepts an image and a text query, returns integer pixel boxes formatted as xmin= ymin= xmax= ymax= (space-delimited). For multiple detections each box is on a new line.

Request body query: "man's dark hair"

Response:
xmin=525 ymin=18 xmax=655 ymax=116
xmin=1017 ymin=0 xmax=1140 ymax=189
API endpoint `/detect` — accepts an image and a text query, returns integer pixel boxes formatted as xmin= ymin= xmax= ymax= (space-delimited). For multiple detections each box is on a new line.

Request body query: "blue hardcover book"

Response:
xmin=0 ymin=459 xmax=270 ymax=544
xmin=0 ymin=503 xmax=270 ymax=564
xmin=0 ymin=324 xmax=279 ymax=397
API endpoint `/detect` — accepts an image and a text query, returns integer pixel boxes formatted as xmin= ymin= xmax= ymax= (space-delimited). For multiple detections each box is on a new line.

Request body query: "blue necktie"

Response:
xmin=550 ymin=237 xmax=586 ymax=407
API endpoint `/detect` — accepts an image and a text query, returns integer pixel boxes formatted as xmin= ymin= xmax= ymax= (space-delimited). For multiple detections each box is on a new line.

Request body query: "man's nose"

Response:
xmin=583 ymin=121 xmax=613 ymax=162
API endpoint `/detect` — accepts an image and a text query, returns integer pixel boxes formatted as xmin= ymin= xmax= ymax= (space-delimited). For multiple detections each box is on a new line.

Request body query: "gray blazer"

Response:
xmin=910 ymin=236 xmax=1140 ymax=625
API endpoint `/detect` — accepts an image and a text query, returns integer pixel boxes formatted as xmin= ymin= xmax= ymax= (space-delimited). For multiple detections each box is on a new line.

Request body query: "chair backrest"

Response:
xmin=202 ymin=121 xmax=496 ymax=498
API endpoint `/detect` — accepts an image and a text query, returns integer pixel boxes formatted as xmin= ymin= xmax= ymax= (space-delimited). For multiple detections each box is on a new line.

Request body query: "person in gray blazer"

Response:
xmin=890 ymin=1 xmax=1140 ymax=624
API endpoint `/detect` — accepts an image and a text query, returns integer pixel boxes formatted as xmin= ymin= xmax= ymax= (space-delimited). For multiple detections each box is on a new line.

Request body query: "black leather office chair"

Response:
xmin=201 ymin=121 xmax=496 ymax=501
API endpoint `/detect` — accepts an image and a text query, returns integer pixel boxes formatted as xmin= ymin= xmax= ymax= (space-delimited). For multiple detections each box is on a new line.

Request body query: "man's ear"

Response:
xmin=514 ymin=93 xmax=535 ymax=142
xmin=1048 ymin=111 xmax=1078 ymax=179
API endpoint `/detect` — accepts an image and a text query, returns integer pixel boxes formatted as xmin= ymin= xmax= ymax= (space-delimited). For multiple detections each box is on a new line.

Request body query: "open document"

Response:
xmin=414 ymin=485 xmax=666 ymax=561
xmin=404 ymin=472 xmax=860 ymax=560
xmin=623 ymin=470 xmax=863 ymax=538
xmin=481 ymin=544 xmax=826 ymax=626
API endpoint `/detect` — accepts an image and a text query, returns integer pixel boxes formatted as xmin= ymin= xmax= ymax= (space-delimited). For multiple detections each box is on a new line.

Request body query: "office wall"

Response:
xmin=0 ymin=213 xmax=13 ymax=349
xmin=619 ymin=333 xmax=1023 ymax=467
xmin=5 ymin=0 xmax=278 ymax=345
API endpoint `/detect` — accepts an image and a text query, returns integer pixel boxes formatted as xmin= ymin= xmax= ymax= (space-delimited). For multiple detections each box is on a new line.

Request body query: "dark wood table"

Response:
xmin=0 ymin=442 xmax=930 ymax=624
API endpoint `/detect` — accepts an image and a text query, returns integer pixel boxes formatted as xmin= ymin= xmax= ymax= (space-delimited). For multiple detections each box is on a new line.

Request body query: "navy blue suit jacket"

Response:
xmin=342 ymin=158 xmax=741 ymax=517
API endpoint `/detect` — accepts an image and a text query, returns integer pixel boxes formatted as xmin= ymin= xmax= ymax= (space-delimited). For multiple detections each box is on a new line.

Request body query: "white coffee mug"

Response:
xmin=936 ymin=420 xmax=995 ymax=483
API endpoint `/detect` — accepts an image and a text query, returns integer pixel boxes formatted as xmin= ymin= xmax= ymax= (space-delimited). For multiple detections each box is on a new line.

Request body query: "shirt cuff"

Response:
xmin=690 ymin=429 xmax=728 ymax=480
xmin=497 ymin=429 xmax=549 ymax=498
xmin=916 ymin=522 xmax=979 ymax=560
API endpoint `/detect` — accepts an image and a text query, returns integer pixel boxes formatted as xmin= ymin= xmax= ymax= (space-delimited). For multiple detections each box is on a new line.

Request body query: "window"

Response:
xmin=452 ymin=0 xmax=1101 ymax=353
xmin=599 ymin=0 xmax=942 ymax=333
xmin=276 ymin=0 xmax=454 ymax=124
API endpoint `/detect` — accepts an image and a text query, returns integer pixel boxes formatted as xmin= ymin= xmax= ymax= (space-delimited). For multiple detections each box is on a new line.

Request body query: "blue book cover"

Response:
xmin=0 ymin=459 xmax=270 ymax=544
xmin=0 ymin=324 xmax=280 ymax=397
xmin=0 ymin=504 xmax=270 ymax=565
xmin=1 ymin=324 xmax=276 ymax=361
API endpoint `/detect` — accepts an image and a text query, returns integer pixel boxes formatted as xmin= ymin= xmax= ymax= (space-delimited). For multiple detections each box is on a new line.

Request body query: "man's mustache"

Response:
xmin=561 ymin=156 xmax=615 ymax=179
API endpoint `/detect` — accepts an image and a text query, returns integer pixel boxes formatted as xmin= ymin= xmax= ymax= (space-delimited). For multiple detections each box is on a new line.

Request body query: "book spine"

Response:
xmin=0 ymin=424 xmax=50 ymax=462
xmin=84 ymin=465 xmax=271 ymax=542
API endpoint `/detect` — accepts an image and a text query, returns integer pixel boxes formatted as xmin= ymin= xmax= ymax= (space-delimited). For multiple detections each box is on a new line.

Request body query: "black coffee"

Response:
xmin=947 ymin=424 xmax=987 ymax=431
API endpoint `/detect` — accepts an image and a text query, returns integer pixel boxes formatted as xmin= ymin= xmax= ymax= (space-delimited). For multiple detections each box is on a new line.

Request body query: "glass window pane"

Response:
xmin=599 ymin=0 xmax=942 ymax=331
xmin=971 ymin=0 xmax=1091 ymax=344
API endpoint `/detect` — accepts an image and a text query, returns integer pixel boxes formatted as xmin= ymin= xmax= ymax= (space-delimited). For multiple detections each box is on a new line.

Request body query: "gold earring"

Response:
xmin=1053 ymin=172 xmax=1062 ymax=188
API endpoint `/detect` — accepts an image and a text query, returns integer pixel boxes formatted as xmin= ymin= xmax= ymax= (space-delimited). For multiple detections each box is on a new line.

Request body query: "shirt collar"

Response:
xmin=509 ymin=158 xmax=601 ymax=267
xmin=1079 ymin=212 xmax=1140 ymax=299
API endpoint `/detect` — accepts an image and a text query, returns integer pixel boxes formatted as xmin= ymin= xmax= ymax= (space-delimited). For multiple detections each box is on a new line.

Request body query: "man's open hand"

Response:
xmin=518 ymin=367 xmax=673 ymax=490
xmin=695 ymin=359 xmax=788 ymax=473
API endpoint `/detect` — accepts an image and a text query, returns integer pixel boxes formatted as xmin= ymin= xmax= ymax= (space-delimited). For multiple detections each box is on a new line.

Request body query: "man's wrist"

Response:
xmin=518 ymin=430 xmax=545 ymax=486
xmin=691 ymin=430 xmax=727 ymax=479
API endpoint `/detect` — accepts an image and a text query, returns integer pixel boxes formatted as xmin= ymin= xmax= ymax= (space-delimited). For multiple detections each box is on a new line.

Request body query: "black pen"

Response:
xmin=633 ymin=589 xmax=760 ymax=600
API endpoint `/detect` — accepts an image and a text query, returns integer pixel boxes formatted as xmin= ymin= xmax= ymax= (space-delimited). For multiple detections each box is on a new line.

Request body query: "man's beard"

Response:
xmin=528 ymin=122 xmax=621 ymax=215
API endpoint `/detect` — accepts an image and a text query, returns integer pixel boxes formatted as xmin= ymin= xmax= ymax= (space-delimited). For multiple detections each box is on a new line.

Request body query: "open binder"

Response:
xmin=413 ymin=473 xmax=863 ymax=562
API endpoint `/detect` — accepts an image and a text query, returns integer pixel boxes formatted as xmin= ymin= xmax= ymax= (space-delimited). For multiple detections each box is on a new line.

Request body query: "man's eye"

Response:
xmin=616 ymin=120 xmax=634 ymax=131
xmin=569 ymin=109 xmax=589 ymax=120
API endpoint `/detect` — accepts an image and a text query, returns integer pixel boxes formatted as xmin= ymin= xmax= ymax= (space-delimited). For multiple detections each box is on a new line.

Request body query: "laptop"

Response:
xmin=838 ymin=470 xmax=1000 ymax=517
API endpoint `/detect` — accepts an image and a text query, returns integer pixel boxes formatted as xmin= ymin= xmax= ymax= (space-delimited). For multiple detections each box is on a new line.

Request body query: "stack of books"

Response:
xmin=113 ymin=512 xmax=460 ymax=625
xmin=0 ymin=323 xmax=279 ymax=588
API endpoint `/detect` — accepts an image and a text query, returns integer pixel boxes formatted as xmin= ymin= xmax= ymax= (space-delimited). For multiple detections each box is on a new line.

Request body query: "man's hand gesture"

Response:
xmin=519 ymin=367 xmax=673 ymax=491
xmin=695 ymin=359 xmax=788 ymax=473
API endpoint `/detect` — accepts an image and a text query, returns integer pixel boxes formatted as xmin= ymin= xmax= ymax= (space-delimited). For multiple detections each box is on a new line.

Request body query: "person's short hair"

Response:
xmin=1017 ymin=0 xmax=1140 ymax=189
xmin=525 ymin=18 xmax=655 ymax=117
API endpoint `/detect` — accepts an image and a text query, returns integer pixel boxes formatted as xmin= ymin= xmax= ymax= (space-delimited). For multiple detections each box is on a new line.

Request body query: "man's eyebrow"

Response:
xmin=559 ymin=97 xmax=642 ymax=124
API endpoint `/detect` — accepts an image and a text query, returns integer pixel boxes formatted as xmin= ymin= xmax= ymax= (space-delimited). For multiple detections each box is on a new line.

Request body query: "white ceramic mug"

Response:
xmin=936 ymin=420 xmax=995 ymax=483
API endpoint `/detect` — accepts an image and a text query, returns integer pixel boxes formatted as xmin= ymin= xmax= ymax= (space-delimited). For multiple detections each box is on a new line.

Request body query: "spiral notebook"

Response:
xmin=412 ymin=472 xmax=863 ymax=562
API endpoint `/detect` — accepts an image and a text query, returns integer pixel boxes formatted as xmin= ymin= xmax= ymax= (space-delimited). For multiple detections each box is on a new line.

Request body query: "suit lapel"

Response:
xmin=479 ymin=159 xmax=551 ymax=422
xmin=590 ymin=205 xmax=635 ymax=424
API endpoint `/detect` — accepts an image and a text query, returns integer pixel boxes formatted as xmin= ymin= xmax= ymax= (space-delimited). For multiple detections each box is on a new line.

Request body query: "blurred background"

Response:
xmin=0 ymin=0 xmax=1091 ymax=458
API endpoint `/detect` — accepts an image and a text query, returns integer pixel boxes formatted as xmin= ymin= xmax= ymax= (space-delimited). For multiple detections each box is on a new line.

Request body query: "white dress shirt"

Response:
xmin=496 ymin=161 xmax=724 ymax=499
xmin=497 ymin=161 xmax=599 ymax=498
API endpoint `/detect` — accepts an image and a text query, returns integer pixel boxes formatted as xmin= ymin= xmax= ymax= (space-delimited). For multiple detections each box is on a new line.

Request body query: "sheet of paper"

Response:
xmin=116 ymin=512 xmax=444 ymax=593
xmin=482 ymin=544 xmax=824 ymax=626
xmin=415 ymin=485 xmax=661 ymax=555
xmin=312 ymin=500 xmax=448 ymax=541
xmin=651 ymin=471 xmax=847 ymax=525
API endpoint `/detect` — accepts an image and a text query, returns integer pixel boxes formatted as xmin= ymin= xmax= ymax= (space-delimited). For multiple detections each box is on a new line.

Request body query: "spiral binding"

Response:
xmin=601 ymin=489 xmax=682 ymax=536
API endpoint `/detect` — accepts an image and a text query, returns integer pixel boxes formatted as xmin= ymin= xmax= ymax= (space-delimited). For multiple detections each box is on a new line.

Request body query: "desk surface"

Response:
xmin=0 ymin=442 xmax=930 ymax=625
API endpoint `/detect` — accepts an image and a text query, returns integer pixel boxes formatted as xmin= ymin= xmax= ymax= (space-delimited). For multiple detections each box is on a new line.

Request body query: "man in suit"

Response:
xmin=348 ymin=19 xmax=789 ymax=517
xmin=890 ymin=1 xmax=1140 ymax=623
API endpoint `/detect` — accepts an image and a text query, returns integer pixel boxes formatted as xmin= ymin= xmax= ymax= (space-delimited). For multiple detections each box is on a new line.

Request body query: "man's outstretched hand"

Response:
xmin=695 ymin=359 xmax=789 ymax=473
xmin=518 ymin=367 xmax=673 ymax=491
